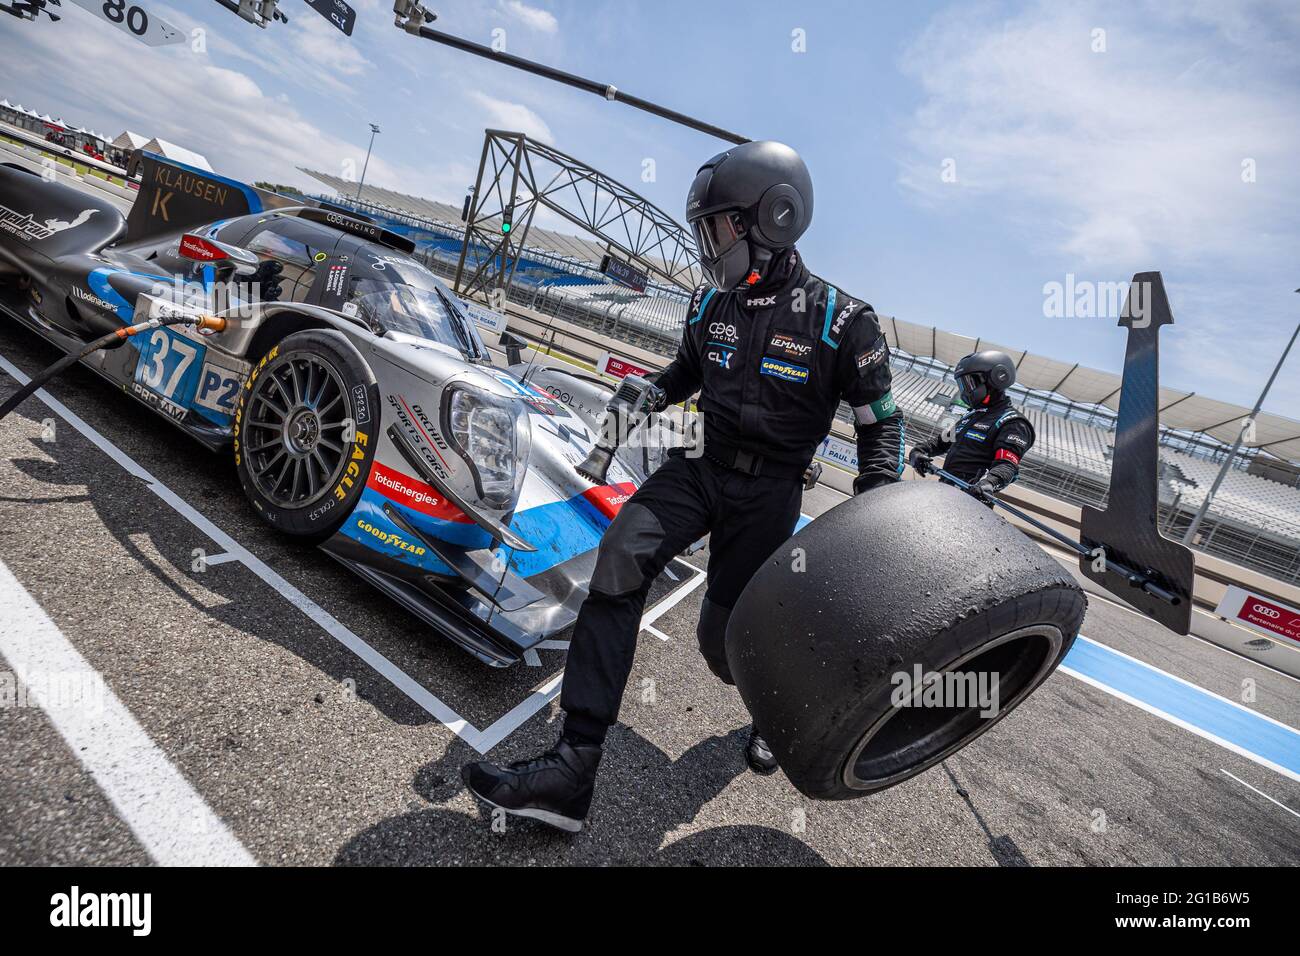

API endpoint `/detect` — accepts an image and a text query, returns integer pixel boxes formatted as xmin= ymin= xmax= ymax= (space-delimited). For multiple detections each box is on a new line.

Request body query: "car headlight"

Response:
xmin=442 ymin=384 xmax=531 ymax=512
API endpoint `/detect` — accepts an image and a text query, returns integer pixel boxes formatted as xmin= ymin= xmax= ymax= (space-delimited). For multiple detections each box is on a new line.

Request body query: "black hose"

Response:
xmin=0 ymin=313 xmax=226 ymax=422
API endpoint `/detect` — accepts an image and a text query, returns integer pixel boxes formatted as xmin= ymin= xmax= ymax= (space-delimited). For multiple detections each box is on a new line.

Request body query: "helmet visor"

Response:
xmin=957 ymin=372 xmax=987 ymax=406
xmin=691 ymin=210 xmax=746 ymax=260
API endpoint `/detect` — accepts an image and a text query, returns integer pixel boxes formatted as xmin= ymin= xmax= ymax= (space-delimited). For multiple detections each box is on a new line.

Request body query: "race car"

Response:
xmin=0 ymin=153 xmax=679 ymax=666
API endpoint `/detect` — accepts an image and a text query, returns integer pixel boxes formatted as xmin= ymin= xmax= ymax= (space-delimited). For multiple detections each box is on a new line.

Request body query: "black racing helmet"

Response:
xmin=686 ymin=141 xmax=813 ymax=291
xmin=954 ymin=350 xmax=1016 ymax=407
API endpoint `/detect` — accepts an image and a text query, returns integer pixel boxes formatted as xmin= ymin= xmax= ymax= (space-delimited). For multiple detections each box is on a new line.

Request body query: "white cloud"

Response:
xmin=899 ymin=1 xmax=1300 ymax=270
xmin=468 ymin=91 xmax=554 ymax=143
xmin=288 ymin=12 xmax=371 ymax=78
xmin=501 ymin=1 xmax=559 ymax=35
xmin=895 ymin=1 xmax=1300 ymax=416
xmin=0 ymin=12 xmax=413 ymax=196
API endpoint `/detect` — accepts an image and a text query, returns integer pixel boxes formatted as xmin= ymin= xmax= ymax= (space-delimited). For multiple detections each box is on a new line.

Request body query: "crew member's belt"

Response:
xmin=703 ymin=438 xmax=806 ymax=481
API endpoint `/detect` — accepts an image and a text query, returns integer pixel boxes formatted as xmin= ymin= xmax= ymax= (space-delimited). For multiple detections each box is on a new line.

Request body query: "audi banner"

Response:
xmin=1214 ymin=585 xmax=1300 ymax=644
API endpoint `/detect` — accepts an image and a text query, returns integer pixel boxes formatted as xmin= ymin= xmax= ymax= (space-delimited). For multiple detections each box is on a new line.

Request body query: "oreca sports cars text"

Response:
xmin=0 ymin=154 xmax=678 ymax=666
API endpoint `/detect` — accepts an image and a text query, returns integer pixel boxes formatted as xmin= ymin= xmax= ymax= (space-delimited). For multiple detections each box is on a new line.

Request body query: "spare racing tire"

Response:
xmin=725 ymin=479 xmax=1086 ymax=800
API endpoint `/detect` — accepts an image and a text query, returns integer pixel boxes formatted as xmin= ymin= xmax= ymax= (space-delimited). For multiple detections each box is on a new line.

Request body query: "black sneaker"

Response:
xmin=746 ymin=726 xmax=779 ymax=775
xmin=462 ymin=740 xmax=602 ymax=833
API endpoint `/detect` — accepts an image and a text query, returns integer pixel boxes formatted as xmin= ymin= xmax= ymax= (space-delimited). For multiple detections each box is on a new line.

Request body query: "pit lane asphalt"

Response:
xmin=1 ymin=317 xmax=1297 ymax=867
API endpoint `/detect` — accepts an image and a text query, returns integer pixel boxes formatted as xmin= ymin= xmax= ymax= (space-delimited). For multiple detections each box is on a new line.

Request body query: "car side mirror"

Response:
xmin=179 ymin=233 xmax=261 ymax=278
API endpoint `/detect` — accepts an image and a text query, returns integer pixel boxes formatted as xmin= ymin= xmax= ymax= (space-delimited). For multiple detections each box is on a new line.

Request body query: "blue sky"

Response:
xmin=2 ymin=0 xmax=1297 ymax=412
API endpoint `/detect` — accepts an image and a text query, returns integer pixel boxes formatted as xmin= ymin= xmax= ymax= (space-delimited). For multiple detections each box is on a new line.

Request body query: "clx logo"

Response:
xmin=707 ymin=348 xmax=733 ymax=369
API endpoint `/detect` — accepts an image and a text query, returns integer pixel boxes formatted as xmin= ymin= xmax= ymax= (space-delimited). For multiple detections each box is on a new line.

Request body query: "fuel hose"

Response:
xmin=0 ymin=312 xmax=227 ymax=422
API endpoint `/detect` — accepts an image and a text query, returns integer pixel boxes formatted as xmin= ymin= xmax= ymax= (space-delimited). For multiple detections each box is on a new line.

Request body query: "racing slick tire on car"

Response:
xmin=725 ymin=480 xmax=1086 ymax=800
xmin=234 ymin=329 xmax=380 ymax=541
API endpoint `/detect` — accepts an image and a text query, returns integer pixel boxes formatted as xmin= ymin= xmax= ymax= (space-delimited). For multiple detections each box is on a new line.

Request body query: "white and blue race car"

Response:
xmin=0 ymin=153 xmax=677 ymax=666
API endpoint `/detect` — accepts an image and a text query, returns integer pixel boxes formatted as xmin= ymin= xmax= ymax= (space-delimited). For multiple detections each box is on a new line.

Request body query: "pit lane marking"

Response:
xmin=0 ymin=353 xmax=483 ymax=744
xmin=1219 ymin=769 xmax=1300 ymax=822
xmin=0 ymin=557 xmax=255 ymax=866
xmin=522 ymin=640 xmax=570 ymax=667
xmin=639 ymin=563 xmax=706 ymax=640
xmin=0 ymin=353 xmax=709 ymax=754
xmin=1061 ymin=636 xmax=1300 ymax=783
xmin=202 ymin=551 xmax=242 ymax=566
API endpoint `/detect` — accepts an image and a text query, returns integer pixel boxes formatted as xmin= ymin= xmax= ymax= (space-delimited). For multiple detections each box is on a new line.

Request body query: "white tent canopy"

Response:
xmin=141 ymin=137 xmax=212 ymax=171
xmin=112 ymin=130 xmax=149 ymax=150
xmin=880 ymin=315 xmax=1300 ymax=463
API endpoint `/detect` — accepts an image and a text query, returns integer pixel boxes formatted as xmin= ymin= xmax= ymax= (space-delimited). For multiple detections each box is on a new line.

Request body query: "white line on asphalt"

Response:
xmin=0 ymin=353 xmax=481 ymax=746
xmin=0 ymin=352 xmax=694 ymax=755
xmin=202 ymin=552 xmax=242 ymax=566
xmin=0 ymin=557 xmax=255 ymax=866
xmin=645 ymin=624 xmax=672 ymax=642
xmin=1219 ymin=769 xmax=1300 ymax=821
xmin=456 ymin=571 xmax=708 ymax=747
xmin=472 ymin=672 xmax=565 ymax=753
xmin=1216 ymin=764 xmax=1300 ymax=816
xmin=641 ymin=566 xmax=706 ymax=631
xmin=1058 ymin=665 xmax=1300 ymax=784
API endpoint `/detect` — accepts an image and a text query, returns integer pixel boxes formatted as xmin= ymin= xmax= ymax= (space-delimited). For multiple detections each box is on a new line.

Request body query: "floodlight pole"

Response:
xmin=356 ymin=123 xmax=380 ymax=200
xmin=1182 ymin=297 xmax=1300 ymax=545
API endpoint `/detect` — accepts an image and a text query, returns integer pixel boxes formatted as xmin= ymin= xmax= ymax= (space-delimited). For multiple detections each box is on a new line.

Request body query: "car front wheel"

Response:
xmin=234 ymin=329 xmax=379 ymax=540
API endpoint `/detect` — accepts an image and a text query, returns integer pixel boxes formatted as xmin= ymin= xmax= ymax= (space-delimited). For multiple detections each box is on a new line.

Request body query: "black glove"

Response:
xmin=907 ymin=448 xmax=933 ymax=477
xmin=972 ymin=471 xmax=1006 ymax=500
xmin=852 ymin=473 xmax=895 ymax=495
xmin=643 ymin=380 xmax=668 ymax=414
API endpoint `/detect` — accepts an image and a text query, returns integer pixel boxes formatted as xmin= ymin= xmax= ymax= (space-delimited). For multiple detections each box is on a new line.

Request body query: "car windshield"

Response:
xmin=348 ymin=260 xmax=484 ymax=359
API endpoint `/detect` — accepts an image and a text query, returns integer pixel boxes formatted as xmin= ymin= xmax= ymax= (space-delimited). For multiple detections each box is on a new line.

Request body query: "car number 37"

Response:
xmin=133 ymin=329 xmax=242 ymax=418
xmin=138 ymin=328 xmax=199 ymax=399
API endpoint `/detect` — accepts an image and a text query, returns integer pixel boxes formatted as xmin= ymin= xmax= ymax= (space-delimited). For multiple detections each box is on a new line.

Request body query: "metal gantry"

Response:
xmin=453 ymin=129 xmax=701 ymax=301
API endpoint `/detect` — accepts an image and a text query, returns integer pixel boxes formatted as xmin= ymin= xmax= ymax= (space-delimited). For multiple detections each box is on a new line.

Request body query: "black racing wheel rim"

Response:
xmin=841 ymin=624 xmax=1064 ymax=791
xmin=244 ymin=351 xmax=353 ymax=510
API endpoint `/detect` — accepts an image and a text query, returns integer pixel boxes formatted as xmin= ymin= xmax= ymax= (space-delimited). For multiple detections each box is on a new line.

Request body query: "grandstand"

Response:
xmin=298 ymin=172 xmax=1300 ymax=584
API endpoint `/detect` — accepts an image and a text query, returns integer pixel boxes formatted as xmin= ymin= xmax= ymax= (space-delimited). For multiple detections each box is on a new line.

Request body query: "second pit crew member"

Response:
xmin=908 ymin=349 xmax=1035 ymax=498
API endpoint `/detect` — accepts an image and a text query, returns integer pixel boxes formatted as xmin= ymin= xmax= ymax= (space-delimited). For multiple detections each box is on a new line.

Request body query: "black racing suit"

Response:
xmin=560 ymin=249 xmax=905 ymax=741
xmin=917 ymin=395 xmax=1035 ymax=489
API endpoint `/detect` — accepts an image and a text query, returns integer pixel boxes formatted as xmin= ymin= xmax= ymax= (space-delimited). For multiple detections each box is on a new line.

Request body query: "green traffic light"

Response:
xmin=501 ymin=222 xmax=511 ymax=234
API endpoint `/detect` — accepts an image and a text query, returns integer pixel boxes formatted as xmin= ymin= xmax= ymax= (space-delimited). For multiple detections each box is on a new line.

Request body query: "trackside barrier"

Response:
xmin=1214 ymin=586 xmax=1300 ymax=647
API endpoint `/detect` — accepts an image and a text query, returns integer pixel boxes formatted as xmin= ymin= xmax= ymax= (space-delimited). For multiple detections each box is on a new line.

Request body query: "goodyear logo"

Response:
xmin=760 ymin=358 xmax=809 ymax=384
xmin=355 ymin=518 xmax=427 ymax=557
